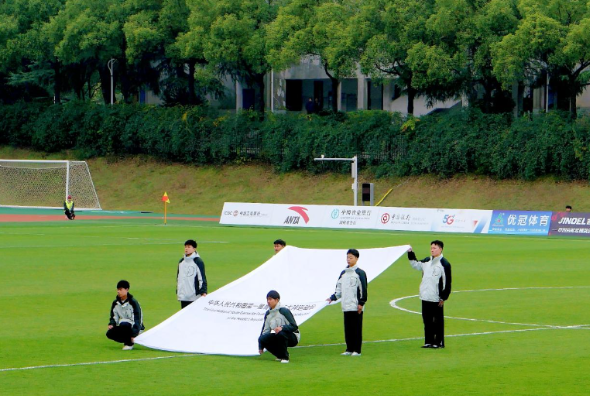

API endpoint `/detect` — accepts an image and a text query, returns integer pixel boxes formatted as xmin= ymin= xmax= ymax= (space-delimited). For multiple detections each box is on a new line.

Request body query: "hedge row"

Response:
xmin=1 ymin=102 xmax=589 ymax=180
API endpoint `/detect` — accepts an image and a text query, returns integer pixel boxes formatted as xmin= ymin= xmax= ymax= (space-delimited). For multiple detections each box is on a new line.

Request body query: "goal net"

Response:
xmin=0 ymin=160 xmax=101 ymax=210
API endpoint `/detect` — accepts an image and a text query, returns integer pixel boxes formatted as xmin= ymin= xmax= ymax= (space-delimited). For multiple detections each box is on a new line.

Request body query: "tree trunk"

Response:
xmin=329 ymin=76 xmax=339 ymax=112
xmin=569 ymin=75 xmax=577 ymax=118
xmin=405 ymin=73 xmax=415 ymax=115
xmin=119 ymin=58 xmax=132 ymax=103
xmin=98 ymin=65 xmax=112 ymax=105
xmin=407 ymin=86 xmax=415 ymax=116
xmin=323 ymin=64 xmax=340 ymax=113
xmin=482 ymin=82 xmax=492 ymax=114
xmin=52 ymin=61 xmax=61 ymax=104
xmin=255 ymin=73 xmax=266 ymax=119
xmin=187 ymin=60 xmax=196 ymax=105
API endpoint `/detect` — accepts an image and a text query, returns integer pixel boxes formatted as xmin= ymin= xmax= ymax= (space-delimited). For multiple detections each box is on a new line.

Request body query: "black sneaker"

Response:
xmin=421 ymin=344 xmax=433 ymax=348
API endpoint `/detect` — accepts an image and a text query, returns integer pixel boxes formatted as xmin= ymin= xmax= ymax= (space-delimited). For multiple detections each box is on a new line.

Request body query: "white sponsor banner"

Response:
xmin=322 ymin=206 xmax=381 ymax=229
xmin=270 ymin=204 xmax=326 ymax=227
xmin=375 ymin=207 xmax=436 ymax=232
xmin=219 ymin=202 xmax=493 ymax=234
xmin=430 ymin=209 xmax=492 ymax=234
xmin=135 ymin=245 xmax=409 ymax=355
xmin=220 ymin=203 xmax=274 ymax=226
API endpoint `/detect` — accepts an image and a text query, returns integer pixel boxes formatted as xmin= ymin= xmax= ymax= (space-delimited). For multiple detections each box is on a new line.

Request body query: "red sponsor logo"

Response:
xmin=288 ymin=206 xmax=310 ymax=224
xmin=381 ymin=213 xmax=390 ymax=224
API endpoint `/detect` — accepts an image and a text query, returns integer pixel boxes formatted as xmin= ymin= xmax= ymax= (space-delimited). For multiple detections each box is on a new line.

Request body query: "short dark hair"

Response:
xmin=185 ymin=240 xmax=197 ymax=248
xmin=431 ymin=240 xmax=444 ymax=250
xmin=347 ymin=248 xmax=360 ymax=258
xmin=117 ymin=280 xmax=130 ymax=289
xmin=273 ymin=239 xmax=286 ymax=246
xmin=566 ymin=205 xmax=572 ymax=210
xmin=266 ymin=290 xmax=280 ymax=300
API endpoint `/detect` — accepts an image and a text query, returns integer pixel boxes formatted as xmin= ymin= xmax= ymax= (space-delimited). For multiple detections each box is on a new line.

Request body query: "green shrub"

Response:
xmin=1 ymin=102 xmax=589 ymax=180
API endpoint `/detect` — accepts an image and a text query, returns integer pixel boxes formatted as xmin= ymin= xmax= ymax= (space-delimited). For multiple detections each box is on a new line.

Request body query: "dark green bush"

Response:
xmin=1 ymin=102 xmax=589 ymax=180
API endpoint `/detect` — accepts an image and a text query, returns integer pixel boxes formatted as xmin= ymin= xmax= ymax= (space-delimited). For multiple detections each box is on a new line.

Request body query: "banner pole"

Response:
xmin=164 ymin=202 xmax=167 ymax=225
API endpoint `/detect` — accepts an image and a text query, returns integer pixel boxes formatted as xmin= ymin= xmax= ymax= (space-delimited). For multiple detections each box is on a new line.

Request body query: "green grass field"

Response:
xmin=1 ymin=217 xmax=589 ymax=395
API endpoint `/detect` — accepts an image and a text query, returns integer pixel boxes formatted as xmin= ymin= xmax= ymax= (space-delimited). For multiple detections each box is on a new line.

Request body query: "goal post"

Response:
xmin=0 ymin=160 xmax=102 ymax=210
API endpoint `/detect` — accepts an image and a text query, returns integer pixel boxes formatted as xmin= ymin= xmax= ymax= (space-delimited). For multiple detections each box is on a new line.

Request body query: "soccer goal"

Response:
xmin=0 ymin=160 xmax=101 ymax=210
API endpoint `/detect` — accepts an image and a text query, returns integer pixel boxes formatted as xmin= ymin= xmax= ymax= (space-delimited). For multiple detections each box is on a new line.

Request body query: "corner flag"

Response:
xmin=162 ymin=192 xmax=170 ymax=225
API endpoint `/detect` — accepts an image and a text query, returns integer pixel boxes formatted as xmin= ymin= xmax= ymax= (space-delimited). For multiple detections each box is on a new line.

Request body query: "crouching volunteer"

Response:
xmin=64 ymin=195 xmax=75 ymax=220
xmin=327 ymin=248 xmax=367 ymax=356
xmin=106 ymin=280 xmax=144 ymax=350
xmin=258 ymin=290 xmax=300 ymax=364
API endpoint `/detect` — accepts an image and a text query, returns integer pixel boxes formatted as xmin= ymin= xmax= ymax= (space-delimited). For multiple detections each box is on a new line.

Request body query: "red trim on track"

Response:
xmin=0 ymin=214 xmax=219 ymax=222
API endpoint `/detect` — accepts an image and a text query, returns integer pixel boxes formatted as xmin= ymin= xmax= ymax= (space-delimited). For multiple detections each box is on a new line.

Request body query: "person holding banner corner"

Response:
xmin=408 ymin=240 xmax=452 ymax=349
xmin=258 ymin=290 xmax=300 ymax=363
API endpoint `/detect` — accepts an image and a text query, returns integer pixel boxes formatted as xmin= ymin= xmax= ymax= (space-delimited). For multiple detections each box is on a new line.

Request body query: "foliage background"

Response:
xmin=1 ymin=102 xmax=590 ymax=180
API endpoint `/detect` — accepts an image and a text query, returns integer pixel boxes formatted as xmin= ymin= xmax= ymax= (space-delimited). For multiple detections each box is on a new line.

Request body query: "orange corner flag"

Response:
xmin=162 ymin=192 xmax=170 ymax=204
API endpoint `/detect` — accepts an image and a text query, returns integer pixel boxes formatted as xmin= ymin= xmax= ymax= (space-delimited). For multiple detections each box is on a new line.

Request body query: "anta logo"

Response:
xmin=285 ymin=206 xmax=310 ymax=224
xmin=284 ymin=216 xmax=301 ymax=224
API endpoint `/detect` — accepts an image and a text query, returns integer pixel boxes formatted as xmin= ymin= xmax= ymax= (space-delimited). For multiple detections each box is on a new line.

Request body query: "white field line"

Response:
xmin=0 ymin=240 xmax=229 ymax=249
xmin=390 ymin=286 xmax=590 ymax=328
xmin=2 ymin=326 xmax=589 ymax=373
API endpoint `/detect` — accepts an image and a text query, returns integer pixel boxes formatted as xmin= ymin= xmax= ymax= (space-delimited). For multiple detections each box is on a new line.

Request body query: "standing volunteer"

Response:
xmin=327 ymin=249 xmax=367 ymax=356
xmin=408 ymin=240 xmax=452 ymax=349
xmin=177 ymin=239 xmax=207 ymax=309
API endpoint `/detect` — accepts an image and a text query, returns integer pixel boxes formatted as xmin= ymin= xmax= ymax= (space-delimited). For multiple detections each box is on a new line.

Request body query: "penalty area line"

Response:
xmin=1 ymin=326 xmax=582 ymax=373
xmin=0 ymin=354 xmax=196 ymax=373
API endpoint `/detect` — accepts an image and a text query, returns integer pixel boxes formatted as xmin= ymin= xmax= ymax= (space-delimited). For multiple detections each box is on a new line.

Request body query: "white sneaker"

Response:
xmin=341 ymin=351 xmax=352 ymax=356
xmin=280 ymin=359 xmax=289 ymax=364
xmin=122 ymin=345 xmax=134 ymax=350
xmin=351 ymin=352 xmax=361 ymax=356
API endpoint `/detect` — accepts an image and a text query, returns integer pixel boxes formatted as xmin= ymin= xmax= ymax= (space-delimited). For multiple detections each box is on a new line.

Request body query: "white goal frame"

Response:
xmin=0 ymin=159 xmax=102 ymax=210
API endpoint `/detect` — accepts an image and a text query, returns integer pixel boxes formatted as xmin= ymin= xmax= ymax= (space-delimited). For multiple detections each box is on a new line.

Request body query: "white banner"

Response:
xmin=220 ymin=202 xmax=493 ymax=234
xmin=135 ymin=245 xmax=409 ymax=355
xmin=375 ymin=207 xmax=435 ymax=232
xmin=429 ymin=209 xmax=492 ymax=234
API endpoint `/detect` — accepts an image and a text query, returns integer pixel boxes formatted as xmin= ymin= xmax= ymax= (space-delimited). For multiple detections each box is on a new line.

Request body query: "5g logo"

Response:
xmin=443 ymin=214 xmax=455 ymax=225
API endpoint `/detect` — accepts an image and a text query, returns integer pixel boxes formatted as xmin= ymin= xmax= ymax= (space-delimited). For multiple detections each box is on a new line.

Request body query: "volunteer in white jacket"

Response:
xmin=327 ymin=249 xmax=368 ymax=356
xmin=408 ymin=240 xmax=452 ymax=349
xmin=177 ymin=239 xmax=207 ymax=309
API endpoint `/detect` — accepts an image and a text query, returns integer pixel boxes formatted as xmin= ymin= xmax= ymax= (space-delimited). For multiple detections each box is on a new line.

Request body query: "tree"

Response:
xmin=0 ymin=0 xmax=66 ymax=102
xmin=182 ymin=0 xmax=278 ymax=114
xmin=172 ymin=0 xmax=223 ymax=105
xmin=358 ymin=0 xmax=437 ymax=115
xmin=492 ymin=0 xmax=590 ymax=117
xmin=406 ymin=0 xmax=521 ymax=114
xmin=267 ymin=0 xmax=359 ymax=112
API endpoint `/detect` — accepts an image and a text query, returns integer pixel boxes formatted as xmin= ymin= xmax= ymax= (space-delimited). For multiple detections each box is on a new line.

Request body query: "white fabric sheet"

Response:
xmin=135 ymin=245 xmax=409 ymax=355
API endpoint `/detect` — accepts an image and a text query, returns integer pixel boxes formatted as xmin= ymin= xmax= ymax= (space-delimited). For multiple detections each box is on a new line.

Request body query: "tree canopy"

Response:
xmin=1 ymin=0 xmax=589 ymax=117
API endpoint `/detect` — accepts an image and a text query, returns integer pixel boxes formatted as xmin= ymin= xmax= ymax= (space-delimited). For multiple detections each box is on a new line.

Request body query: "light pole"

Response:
xmin=107 ymin=58 xmax=117 ymax=105
xmin=314 ymin=155 xmax=358 ymax=206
